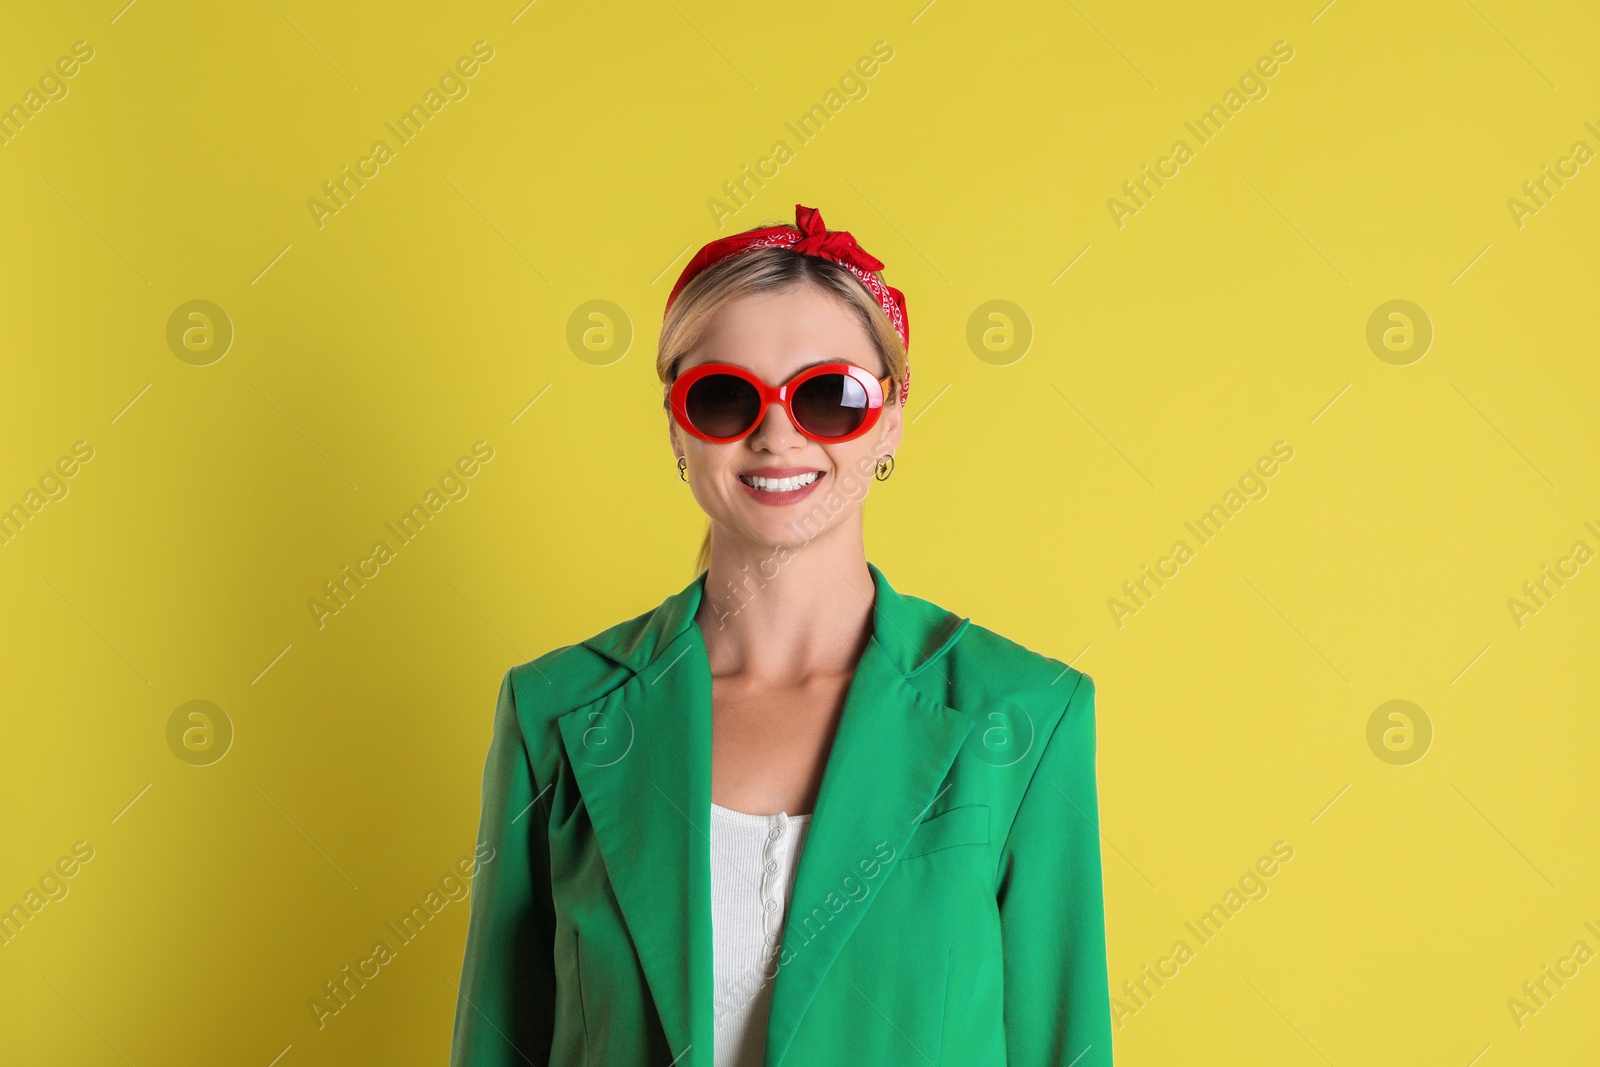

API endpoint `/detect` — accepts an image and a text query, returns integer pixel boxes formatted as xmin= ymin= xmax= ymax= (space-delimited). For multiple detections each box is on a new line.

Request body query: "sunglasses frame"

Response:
xmin=669 ymin=361 xmax=895 ymax=444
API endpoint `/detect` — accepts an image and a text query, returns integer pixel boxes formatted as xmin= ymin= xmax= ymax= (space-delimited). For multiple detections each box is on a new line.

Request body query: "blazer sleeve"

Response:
xmin=450 ymin=668 xmax=558 ymax=1067
xmin=995 ymin=671 xmax=1114 ymax=1066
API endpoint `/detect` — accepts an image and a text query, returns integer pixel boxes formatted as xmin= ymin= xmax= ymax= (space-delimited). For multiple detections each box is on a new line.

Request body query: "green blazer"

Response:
xmin=451 ymin=562 xmax=1112 ymax=1066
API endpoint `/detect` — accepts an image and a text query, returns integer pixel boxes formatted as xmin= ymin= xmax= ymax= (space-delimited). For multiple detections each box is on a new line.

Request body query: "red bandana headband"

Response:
xmin=665 ymin=203 xmax=911 ymax=407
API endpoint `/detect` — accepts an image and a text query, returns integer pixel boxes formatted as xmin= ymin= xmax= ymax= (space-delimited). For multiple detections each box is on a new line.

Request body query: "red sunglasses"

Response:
xmin=669 ymin=362 xmax=894 ymax=444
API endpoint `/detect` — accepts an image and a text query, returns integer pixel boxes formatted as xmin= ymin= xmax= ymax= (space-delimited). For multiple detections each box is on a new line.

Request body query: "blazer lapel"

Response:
xmin=556 ymin=577 xmax=714 ymax=1065
xmin=554 ymin=562 xmax=972 ymax=1067
xmin=762 ymin=565 xmax=974 ymax=1067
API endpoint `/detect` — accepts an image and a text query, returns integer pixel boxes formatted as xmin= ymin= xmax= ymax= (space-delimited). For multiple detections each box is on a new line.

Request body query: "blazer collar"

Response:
xmin=580 ymin=561 xmax=971 ymax=680
xmin=557 ymin=562 xmax=974 ymax=1067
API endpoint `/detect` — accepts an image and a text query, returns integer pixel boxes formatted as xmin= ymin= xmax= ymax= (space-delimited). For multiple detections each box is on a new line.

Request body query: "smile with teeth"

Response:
xmin=739 ymin=471 xmax=821 ymax=492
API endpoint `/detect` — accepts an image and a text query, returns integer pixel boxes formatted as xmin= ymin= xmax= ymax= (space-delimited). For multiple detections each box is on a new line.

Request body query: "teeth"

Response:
xmin=740 ymin=471 xmax=820 ymax=492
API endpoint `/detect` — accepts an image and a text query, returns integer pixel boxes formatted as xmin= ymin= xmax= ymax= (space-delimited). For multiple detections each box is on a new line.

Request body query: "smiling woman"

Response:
xmin=665 ymin=280 xmax=900 ymax=573
xmin=657 ymin=210 xmax=908 ymax=574
xmin=451 ymin=203 xmax=1114 ymax=1067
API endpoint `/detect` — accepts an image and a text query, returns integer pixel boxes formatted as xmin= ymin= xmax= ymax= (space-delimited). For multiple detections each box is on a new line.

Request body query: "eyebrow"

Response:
xmin=674 ymin=355 xmax=890 ymax=382
xmin=755 ymin=358 xmax=890 ymax=378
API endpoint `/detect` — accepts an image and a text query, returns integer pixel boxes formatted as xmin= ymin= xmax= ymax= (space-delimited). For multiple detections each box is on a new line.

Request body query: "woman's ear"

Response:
xmin=667 ymin=403 xmax=684 ymax=458
xmin=875 ymin=395 xmax=904 ymax=456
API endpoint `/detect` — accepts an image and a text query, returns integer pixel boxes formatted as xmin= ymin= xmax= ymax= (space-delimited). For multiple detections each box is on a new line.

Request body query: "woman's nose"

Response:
xmin=749 ymin=402 xmax=803 ymax=449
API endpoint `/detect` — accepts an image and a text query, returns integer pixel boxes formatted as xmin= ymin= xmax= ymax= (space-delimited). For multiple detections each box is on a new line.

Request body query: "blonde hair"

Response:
xmin=658 ymin=243 xmax=908 ymax=576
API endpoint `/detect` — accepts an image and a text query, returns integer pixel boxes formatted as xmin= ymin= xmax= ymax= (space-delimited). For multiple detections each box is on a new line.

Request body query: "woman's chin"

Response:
xmin=716 ymin=515 xmax=840 ymax=560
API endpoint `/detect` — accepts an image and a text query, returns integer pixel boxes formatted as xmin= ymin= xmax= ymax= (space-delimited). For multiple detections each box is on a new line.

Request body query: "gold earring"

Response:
xmin=874 ymin=454 xmax=895 ymax=481
xmin=677 ymin=456 xmax=689 ymax=483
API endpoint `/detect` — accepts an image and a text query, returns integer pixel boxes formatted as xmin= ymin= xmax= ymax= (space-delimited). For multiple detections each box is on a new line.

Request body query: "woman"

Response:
xmin=450 ymin=204 xmax=1113 ymax=1066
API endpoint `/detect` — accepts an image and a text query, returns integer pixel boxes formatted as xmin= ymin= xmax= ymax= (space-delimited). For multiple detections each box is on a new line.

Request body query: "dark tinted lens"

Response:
xmin=792 ymin=372 xmax=870 ymax=439
xmin=685 ymin=374 xmax=761 ymax=438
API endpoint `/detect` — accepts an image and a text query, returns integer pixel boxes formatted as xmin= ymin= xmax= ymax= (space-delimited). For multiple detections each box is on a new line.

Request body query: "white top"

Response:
xmin=709 ymin=801 xmax=812 ymax=1067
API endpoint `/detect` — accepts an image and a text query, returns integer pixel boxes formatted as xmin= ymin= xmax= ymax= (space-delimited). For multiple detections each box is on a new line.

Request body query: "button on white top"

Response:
xmin=709 ymin=802 xmax=812 ymax=1067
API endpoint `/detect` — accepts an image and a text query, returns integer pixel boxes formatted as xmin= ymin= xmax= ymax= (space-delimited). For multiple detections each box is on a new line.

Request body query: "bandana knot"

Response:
xmin=790 ymin=205 xmax=885 ymax=273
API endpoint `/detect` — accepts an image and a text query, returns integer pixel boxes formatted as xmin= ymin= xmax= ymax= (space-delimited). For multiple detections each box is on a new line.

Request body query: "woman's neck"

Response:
xmin=695 ymin=529 xmax=876 ymax=683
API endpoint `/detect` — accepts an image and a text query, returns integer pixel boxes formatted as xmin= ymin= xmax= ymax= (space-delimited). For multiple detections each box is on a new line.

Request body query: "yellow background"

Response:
xmin=3 ymin=0 xmax=1596 ymax=1063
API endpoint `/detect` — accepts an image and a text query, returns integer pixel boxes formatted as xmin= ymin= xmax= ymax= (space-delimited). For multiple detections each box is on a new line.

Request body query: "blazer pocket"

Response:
xmin=901 ymin=803 xmax=989 ymax=860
